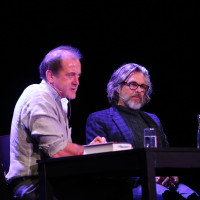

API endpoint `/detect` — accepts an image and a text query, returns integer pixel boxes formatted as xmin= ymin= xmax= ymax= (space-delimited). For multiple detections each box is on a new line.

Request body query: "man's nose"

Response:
xmin=73 ymin=75 xmax=80 ymax=85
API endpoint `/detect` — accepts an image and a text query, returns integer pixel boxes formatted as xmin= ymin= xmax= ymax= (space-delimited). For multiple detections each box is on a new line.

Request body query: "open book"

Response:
xmin=83 ymin=142 xmax=132 ymax=155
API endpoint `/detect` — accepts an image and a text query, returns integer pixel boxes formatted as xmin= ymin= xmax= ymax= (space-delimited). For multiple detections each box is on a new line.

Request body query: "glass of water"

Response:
xmin=144 ymin=128 xmax=157 ymax=148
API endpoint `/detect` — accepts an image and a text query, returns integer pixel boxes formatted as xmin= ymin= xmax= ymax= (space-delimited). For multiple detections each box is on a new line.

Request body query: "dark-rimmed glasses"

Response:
xmin=122 ymin=81 xmax=149 ymax=91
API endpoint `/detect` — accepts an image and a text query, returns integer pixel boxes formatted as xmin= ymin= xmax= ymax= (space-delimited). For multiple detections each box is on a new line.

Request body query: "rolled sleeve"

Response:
xmin=32 ymin=116 xmax=68 ymax=156
xmin=21 ymin=92 xmax=69 ymax=157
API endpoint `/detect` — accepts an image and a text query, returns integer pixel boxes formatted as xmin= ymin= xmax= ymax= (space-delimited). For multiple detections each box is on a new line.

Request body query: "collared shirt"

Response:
xmin=6 ymin=80 xmax=71 ymax=181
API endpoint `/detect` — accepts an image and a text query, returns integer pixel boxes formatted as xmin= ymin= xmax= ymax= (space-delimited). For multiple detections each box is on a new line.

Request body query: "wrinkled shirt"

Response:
xmin=6 ymin=80 xmax=71 ymax=181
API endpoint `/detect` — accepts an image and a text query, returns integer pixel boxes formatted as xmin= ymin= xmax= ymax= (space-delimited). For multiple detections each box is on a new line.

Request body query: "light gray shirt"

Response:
xmin=6 ymin=80 xmax=72 ymax=181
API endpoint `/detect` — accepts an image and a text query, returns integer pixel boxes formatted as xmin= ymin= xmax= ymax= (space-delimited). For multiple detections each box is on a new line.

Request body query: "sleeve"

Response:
xmin=85 ymin=113 xmax=107 ymax=145
xmin=21 ymin=94 xmax=68 ymax=157
xmin=152 ymin=114 xmax=169 ymax=147
xmin=159 ymin=122 xmax=169 ymax=147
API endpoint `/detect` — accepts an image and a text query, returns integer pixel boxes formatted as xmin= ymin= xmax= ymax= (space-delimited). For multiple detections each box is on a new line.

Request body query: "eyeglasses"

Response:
xmin=122 ymin=81 xmax=149 ymax=91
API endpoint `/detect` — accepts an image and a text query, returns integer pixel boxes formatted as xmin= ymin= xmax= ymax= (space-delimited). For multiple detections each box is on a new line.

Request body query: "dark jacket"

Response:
xmin=86 ymin=106 xmax=168 ymax=148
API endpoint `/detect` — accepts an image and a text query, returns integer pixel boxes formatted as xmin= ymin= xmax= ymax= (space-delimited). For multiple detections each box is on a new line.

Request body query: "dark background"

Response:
xmin=1 ymin=0 xmax=199 ymax=147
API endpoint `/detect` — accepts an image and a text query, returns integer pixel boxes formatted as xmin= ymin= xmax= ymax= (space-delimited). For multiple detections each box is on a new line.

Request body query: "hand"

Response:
xmin=155 ymin=176 xmax=179 ymax=190
xmin=52 ymin=142 xmax=84 ymax=158
xmin=90 ymin=136 xmax=107 ymax=145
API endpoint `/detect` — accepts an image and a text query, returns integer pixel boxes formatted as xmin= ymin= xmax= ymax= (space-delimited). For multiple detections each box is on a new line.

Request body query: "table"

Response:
xmin=37 ymin=148 xmax=200 ymax=200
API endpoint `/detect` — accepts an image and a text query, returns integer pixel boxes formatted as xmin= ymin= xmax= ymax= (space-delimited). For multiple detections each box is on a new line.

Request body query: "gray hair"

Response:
xmin=39 ymin=45 xmax=82 ymax=80
xmin=107 ymin=63 xmax=152 ymax=105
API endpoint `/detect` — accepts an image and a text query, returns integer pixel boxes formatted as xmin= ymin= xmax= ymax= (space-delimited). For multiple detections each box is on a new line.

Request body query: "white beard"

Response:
xmin=125 ymin=100 xmax=142 ymax=110
xmin=120 ymin=93 xmax=144 ymax=110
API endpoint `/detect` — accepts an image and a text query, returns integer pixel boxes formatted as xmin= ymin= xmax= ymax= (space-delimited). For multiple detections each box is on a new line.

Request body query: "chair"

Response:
xmin=0 ymin=134 xmax=13 ymax=200
xmin=0 ymin=135 xmax=10 ymax=173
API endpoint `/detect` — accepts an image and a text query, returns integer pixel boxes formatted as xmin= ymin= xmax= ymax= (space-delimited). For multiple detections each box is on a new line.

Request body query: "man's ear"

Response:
xmin=116 ymin=86 xmax=120 ymax=93
xmin=46 ymin=70 xmax=54 ymax=84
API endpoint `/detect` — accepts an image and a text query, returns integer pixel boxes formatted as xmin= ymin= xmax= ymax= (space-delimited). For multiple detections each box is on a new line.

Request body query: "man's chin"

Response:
xmin=127 ymin=102 xmax=142 ymax=110
xmin=66 ymin=94 xmax=76 ymax=100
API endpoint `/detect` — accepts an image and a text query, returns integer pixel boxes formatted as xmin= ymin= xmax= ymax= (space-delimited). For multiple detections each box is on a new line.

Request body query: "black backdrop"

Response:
xmin=1 ymin=0 xmax=199 ymax=147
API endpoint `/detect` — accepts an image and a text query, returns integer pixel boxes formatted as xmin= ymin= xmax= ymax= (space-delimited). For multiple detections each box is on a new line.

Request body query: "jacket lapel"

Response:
xmin=139 ymin=111 xmax=165 ymax=147
xmin=109 ymin=107 xmax=134 ymax=145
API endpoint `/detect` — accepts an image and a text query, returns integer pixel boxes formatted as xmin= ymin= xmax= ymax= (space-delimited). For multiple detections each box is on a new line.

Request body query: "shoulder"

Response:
xmin=143 ymin=111 xmax=161 ymax=125
xmin=16 ymin=83 xmax=41 ymax=105
xmin=86 ymin=107 xmax=115 ymax=123
xmin=17 ymin=82 xmax=57 ymax=114
xmin=87 ymin=108 xmax=111 ymax=118
xmin=143 ymin=111 xmax=158 ymax=119
xmin=22 ymin=81 xmax=55 ymax=103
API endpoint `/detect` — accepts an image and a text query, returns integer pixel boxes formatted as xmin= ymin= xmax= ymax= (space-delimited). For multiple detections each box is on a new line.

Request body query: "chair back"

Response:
xmin=0 ymin=134 xmax=13 ymax=200
xmin=0 ymin=135 xmax=10 ymax=173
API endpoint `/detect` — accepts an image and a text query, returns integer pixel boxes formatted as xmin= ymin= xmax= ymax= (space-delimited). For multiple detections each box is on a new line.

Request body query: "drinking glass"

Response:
xmin=144 ymin=128 xmax=157 ymax=148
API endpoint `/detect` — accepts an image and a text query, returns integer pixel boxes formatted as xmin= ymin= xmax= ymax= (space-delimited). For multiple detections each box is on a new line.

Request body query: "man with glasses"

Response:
xmin=85 ymin=63 xmax=199 ymax=199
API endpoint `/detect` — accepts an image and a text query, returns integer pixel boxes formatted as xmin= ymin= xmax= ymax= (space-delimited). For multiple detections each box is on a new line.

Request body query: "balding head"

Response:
xmin=39 ymin=45 xmax=82 ymax=80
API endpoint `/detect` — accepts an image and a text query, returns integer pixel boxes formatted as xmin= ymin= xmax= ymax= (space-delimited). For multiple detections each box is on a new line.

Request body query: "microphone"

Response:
xmin=49 ymin=82 xmax=63 ymax=97
xmin=67 ymin=100 xmax=71 ymax=120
